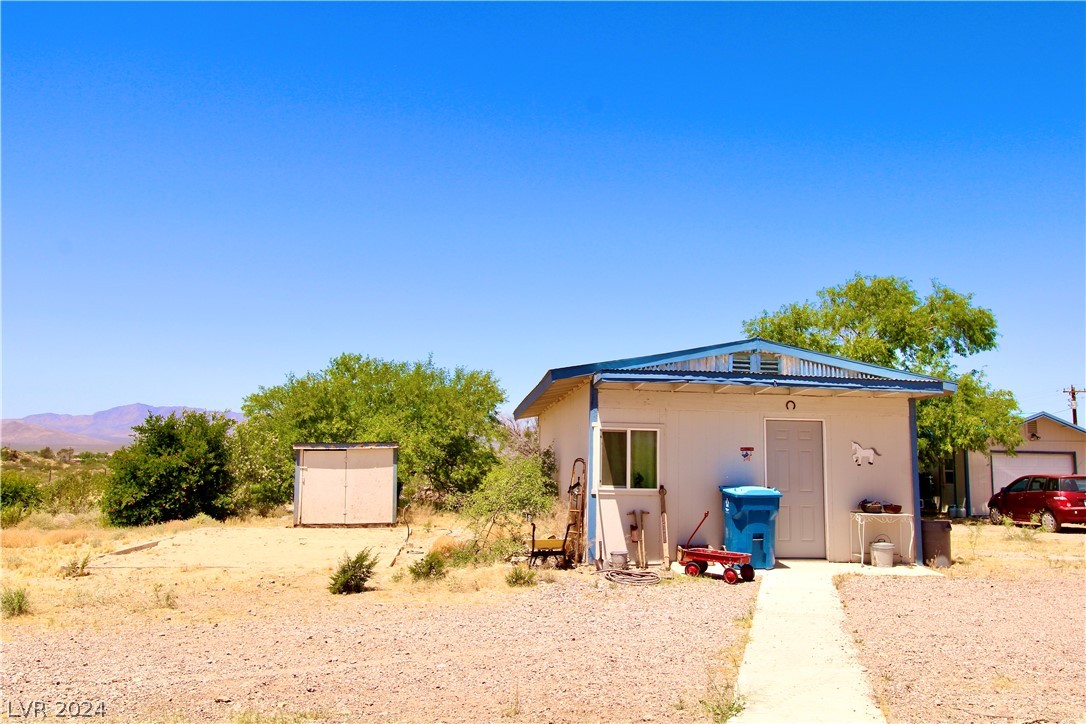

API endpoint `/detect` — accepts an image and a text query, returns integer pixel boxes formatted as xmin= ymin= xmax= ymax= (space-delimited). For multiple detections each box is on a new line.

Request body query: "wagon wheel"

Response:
xmin=740 ymin=564 xmax=755 ymax=582
xmin=723 ymin=567 xmax=740 ymax=585
xmin=697 ymin=560 xmax=709 ymax=575
xmin=684 ymin=562 xmax=702 ymax=577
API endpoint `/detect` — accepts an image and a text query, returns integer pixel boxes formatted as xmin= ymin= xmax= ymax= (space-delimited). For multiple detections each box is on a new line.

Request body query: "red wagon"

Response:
xmin=677 ymin=546 xmax=755 ymax=584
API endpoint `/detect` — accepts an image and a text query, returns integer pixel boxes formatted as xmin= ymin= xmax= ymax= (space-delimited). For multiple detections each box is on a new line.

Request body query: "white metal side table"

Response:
xmin=850 ymin=512 xmax=915 ymax=565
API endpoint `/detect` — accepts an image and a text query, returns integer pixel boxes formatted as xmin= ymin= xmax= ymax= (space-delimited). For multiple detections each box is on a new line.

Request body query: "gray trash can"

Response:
xmin=921 ymin=519 xmax=952 ymax=568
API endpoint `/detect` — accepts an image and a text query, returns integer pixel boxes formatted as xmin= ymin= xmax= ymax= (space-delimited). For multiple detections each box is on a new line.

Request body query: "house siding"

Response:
xmin=592 ymin=389 xmax=914 ymax=564
xmin=537 ymin=382 xmax=591 ymax=503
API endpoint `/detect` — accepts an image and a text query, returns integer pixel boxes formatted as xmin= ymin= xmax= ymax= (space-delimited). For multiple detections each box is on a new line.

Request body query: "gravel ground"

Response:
xmin=838 ymin=569 xmax=1086 ymax=723
xmin=2 ymin=573 xmax=758 ymax=722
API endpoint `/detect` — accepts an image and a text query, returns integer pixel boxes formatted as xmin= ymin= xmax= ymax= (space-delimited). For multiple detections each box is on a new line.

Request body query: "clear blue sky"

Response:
xmin=3 ymin=3 xmax=1084 ymax=422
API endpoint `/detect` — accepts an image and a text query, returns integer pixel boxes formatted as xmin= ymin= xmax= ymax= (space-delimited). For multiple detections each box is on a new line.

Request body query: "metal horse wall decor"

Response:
xmin=851 ymin=441 xmax=881 ymax=466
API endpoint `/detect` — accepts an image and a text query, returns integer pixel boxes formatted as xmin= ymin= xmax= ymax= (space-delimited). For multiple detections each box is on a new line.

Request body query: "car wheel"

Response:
xmin=989 ymin=506 xmax=1003 ymax=525
xmin=1039 ymin=509 xmax=1061 ymax=533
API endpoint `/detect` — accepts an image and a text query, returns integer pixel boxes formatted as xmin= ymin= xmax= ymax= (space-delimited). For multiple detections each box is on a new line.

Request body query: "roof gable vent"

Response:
xmin=730 ymin=354 xmax=752 ymax=374
xmin=759 ymin=354 xmax=781 ymax=375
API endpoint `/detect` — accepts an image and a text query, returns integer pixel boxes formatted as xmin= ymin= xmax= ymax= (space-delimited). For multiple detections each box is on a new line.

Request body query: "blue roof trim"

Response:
xmin=514 ymin=337 xmax=954 ymax=418
xmin=593 ymin=371 xmax=949 ymax=395
xmin=1024 ymin=412 xmax=1086 ymax=436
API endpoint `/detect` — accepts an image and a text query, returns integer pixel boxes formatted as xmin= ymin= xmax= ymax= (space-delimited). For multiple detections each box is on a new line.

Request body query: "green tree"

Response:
xmin=241 ymin=354 xmax=505 ymax=501
xmin=228 ymin=416 xmax=295 ymax=516
xmin=101 ymin=411 xmax=236 ymax=526
xmin=744 ymin=274 xmax=1022 ymax=468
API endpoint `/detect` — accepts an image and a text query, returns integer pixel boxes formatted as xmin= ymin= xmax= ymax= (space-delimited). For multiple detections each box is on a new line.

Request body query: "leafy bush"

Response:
xmin=408 ymin=552 xmax=448 ymax=581
xmin=1 ymin=470 xmax=43 ymax=524
xmin=40 ymin=469 xmax=109 ymax=514
xmin=444 ymin=541 xmax=481 ymax=568
xmin=229 ymin=417 xmax=295 ymax=516
xmin=101 ymin=411 xmax=236 ymax=526
xmin=329 ymin=548 xmax=379 ymax=594
xmin=505 ymin=565 xmax=536 ymax=587
xmin=2 ymin=588 xmax=29 ymax=617
xmin=1 ymin=506 xmax=26 ymax=527
xmin=1 ymin=470 xmax=43 ymax=510
xmin=461 ymin=453 xmax=556 ymax=544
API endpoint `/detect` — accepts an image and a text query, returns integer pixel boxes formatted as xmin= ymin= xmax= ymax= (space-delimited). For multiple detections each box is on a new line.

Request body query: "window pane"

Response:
xmin=1060 ymin=478 xmax=1086 ymax=492
xmin=601 ymin=431 xmax=627 ymax=487
xmin=630 ymin=430 xmax=657 ymax=488
xmin=1006 ymin=478 xmax=1029 ymax=493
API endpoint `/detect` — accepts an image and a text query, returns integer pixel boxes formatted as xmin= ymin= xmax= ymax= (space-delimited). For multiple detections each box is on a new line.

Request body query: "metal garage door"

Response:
xmin=991 ymin=452 xmax=1075 ymax=496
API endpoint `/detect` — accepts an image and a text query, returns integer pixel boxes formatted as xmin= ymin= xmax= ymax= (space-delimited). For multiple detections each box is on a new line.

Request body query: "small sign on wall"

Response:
xmin=740 ymin=446 xmax=754 ymax=462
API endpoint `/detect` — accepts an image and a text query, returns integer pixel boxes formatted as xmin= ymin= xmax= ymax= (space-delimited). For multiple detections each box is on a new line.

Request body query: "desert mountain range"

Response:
xmin=1 ymin=403 xmax=244 ymax=452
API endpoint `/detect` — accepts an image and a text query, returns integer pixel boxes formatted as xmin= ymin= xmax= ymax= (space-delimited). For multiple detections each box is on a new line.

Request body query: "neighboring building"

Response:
xmin=961 ymin=412 xmax=1086 ymax=516
xmin=292 ymin=443 xmax=398 ymax=526
xmin=514 ymin=339 xmax=955 ymax=564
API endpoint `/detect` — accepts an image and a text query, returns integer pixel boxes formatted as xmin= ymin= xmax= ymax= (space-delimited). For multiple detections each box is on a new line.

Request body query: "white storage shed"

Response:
xmin=292 ymin=443 xmax=398 ymax=527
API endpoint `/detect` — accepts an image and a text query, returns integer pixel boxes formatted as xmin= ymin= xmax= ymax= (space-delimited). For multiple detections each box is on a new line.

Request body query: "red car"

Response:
xmin=988 ymin=475 xmax=1086 ymax=532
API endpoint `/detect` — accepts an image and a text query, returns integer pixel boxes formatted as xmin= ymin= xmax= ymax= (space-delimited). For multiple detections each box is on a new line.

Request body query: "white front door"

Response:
xmin=766 ymin=420 xmax=826 ymax=558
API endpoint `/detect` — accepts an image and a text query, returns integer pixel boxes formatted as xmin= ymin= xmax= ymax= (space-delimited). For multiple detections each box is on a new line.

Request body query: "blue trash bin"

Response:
xmin=720 ymin=486 xmax=783 ymax=569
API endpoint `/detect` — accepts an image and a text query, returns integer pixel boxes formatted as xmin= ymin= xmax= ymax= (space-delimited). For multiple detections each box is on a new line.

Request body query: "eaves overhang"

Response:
xmin=1023 ymin=412 xmax=1086 ymax=436
xmin=592 ymin=371 xmax=953 ymax=399
xmin=513 ymin=337 xmax=955 ymax=419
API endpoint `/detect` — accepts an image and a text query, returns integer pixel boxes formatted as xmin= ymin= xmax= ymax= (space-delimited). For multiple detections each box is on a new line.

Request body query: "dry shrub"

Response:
xmin=429 ymin=535 xmax=461 ymax=556
xmin=1 ymin=529 xmax=44 ymax=548
xmin=44 ymin=530 xmax=89 ymax=546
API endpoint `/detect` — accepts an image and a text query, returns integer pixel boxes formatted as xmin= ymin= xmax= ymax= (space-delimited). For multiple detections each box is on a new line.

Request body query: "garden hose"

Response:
xmin=603 ymin=569 xmax=662 ymax=586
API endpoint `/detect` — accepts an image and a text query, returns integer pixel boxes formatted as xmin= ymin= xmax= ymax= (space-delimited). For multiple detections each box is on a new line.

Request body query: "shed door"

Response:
xmin=345 ymin=448 xmax=395 ymax=524
xmin=300 ymin=450 xmax=348 ymax=524
xmin=991 ymin=452 xmax=1074 ymax=497
xmin=766 ymin=420 xmax=826 ymax=558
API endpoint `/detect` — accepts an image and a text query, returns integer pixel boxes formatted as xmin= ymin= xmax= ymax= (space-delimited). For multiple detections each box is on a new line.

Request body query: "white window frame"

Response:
xmin=600 ymin=427 xmax=660 ymax=490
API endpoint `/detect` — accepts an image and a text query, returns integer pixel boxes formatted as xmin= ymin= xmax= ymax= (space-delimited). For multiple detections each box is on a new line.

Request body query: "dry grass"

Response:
xmin=0 ymin=510 xmax=552 ymax=636
xmin=696 ymin=603 xmax=755 ymax=721
xmin=945 ymin=521 xmax=1085 ymax=580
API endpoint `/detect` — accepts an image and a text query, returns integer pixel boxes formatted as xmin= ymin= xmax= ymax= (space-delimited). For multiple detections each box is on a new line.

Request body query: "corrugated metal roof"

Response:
xmin=292 ymin=442 xmax=399 ymax=450
xmin=513 ymin=337 xmax=955 ymax=419
xmin=594 ymin=371 xmax=948 ymax=397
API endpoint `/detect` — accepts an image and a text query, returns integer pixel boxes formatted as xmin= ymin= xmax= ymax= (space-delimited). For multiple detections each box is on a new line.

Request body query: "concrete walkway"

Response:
xmin=732 ymin=560 xmax=938 ymax=723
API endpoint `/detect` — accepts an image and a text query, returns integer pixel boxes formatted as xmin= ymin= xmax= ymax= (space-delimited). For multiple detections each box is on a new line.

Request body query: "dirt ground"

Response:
xmin=838 ymin=524 xmax=1086 ymax=723
xmin=4 ymin=517 xmax=1084 ymax=723
xmin=1 ymin=518 xmax=758 ymax=722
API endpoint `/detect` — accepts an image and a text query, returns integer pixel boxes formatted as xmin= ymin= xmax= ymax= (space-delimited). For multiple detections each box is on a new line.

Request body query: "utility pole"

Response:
xmin=1064 ymin=386 xmax=1080 ymax=426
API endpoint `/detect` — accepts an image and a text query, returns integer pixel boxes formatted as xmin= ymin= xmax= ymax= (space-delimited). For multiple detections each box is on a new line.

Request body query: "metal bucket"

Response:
xmin=609 ymin=551 xmax=629 ymax=570
xmin=871 ymin=541 xmax=895 ymax=568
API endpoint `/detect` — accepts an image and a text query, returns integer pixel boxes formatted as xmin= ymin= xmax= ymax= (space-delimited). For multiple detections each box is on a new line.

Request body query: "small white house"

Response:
xmin=963 ymin=412 xmax=1086 ymax=516
xmin=293 ymin=443 xmax=398 ymax=527
xmin=514 ymin=339 xmax=955 ymax=564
